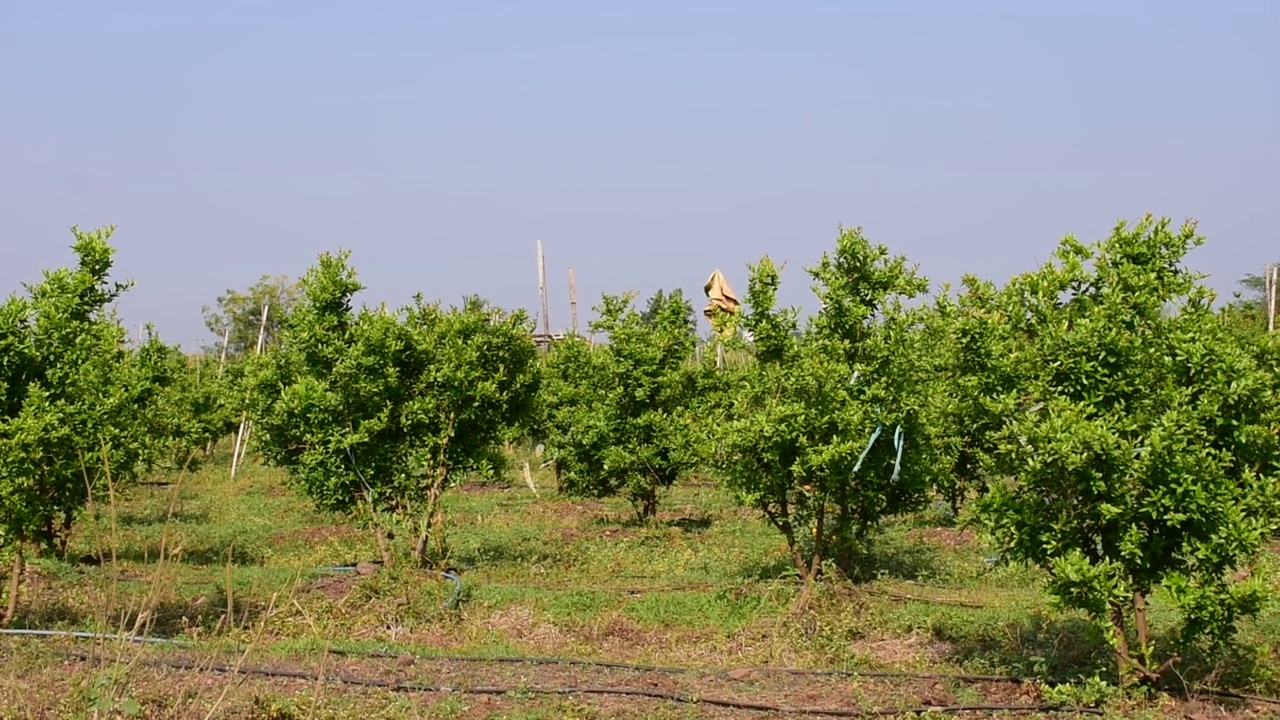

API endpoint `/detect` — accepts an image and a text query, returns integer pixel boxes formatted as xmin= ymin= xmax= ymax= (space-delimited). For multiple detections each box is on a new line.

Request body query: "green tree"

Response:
xmin=1217 ymin=263 xmax=1280 ymax=339
xmin=247 ymin=251 xmax=539 ymax=565
xmin=640 ymin=288 xmax=697 ymax=335
xmin=916 ymin=276 xmax=1020 ymax=517
xmin=202 ymin=274 xmax=302 ymax=358
xmin=0 ymin=227 xmax=164 ymax=621
xmin=978 ymin=215 xmax=1280 ymax=685
xmin=130 ymin=330 xmax=239 ymax=471
xmin=716 ymin=228 xmax=932 ymax=581
xmin=542 ymin=290 xmax=705 ymax=521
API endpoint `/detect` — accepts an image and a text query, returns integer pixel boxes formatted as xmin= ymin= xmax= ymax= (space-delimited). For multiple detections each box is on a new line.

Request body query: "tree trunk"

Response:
xmin=1109 ymin=601 xmax=1134 ymax=686
xmin=1133 ymin=590 xmax=1151 ymax=668
xmin=413 ymin=520 xmax=428 ymax=564
xmin=55 ymin=509 xmax=74 ymax=559
xmin=635 ymin=485 xmax=659 ymax=523
xmin=1109 ymin=592 xmax=1167 ymax=686
xmin=414 ymin=465 xmax=450 ymax=565
xmin=2 ymin=544 xmax=24 ymax=627
xmin=949 ymin=481 xmax=962 ymax=518
xmin=374 ymin=525 xmax=392 ymax=566
xmin=763 ymin=502 xmax=805 ymax=577
xmin=1128 ymin=590 xmax=1174 ymax=684
xmin=807 ymin=501 xmax=827 ymax=584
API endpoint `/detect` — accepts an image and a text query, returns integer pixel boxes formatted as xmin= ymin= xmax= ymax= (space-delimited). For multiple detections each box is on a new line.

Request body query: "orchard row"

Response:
xmin=2 ymin=216 xmax=1277 ymax=686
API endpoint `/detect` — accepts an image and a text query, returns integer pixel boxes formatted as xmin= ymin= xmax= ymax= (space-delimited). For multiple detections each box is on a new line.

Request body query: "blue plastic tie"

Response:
xmin=852 ymin=424 xmax=883 ymax=475
xmin=890 ymin=425 xmax=905 ymax=482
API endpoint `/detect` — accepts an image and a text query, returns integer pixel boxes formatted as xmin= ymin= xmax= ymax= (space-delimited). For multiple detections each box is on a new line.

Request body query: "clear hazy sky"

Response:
xmin=2 ymin=1 xmax=1276 ymax=348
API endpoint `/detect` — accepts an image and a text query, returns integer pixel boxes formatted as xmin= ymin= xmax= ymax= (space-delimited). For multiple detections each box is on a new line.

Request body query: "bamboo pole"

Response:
xmin=568 ymin=266 xmax=578 ymax=337
xmin=217 ymin=327 xmax=230 ymax=376
xmin=1265 ymin=263 xmax=1272 ymax=332
xmin=537 ymin=240 xmax=551 ymax=338
xmin=230 ymin=304 xmax=269 ymax=479
xmin=1264 ymin=262 xmax=1274 ymax=333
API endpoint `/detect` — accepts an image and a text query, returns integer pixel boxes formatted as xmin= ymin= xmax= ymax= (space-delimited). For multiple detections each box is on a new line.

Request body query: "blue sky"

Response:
xmin=2 ymin=1 xmax=1276 ymax=347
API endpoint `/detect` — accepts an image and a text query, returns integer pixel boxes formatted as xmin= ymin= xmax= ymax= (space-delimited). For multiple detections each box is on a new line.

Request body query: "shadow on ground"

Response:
xmin=935 ymin=610 xmax=1280 ymax=695
xmin=15 ymin=583 xmax=277 ymax=640
xmin=111 ymin=537 xmax=267 ymax=567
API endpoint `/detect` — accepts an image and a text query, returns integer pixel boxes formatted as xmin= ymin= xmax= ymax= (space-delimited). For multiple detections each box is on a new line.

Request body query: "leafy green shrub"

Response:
xmin=541 ymin=289 xmax=706 ymax=521
xmin=978 ymin=215 xmax=1280 ymax=685
xmin=0 ymin=227 xmax=159 ymax=552
xmin=915 ymin=276 xmax=1021 ymax=517
xmin=129 ymin=332 xmax=238 ymax=472
xmin=248 ymin=251 xmax=539 ymax=565
xmin=715 ymin=227 xmax=933 ymax=581
xmin=0 ymin=227 xmax=167 ymax=623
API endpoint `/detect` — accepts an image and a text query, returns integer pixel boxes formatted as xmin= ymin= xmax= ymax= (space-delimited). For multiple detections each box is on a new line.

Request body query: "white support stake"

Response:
xmin=231 ymin=303 xmax=270 ymax=479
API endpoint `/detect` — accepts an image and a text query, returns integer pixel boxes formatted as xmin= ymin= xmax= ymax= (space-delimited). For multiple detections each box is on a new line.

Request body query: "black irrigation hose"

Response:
xmin=1195 ymin=688 xmax=1280 ymax=707
xmin=322 ymin=647 xmax=1025 ymax=684
xmin=66 ymin=652 xmax=1104 ymax=717
xmin=0 ymin=628 xmax=1021 ymax=684
xmin=23 ymin=632 xmax=1280 ymax=710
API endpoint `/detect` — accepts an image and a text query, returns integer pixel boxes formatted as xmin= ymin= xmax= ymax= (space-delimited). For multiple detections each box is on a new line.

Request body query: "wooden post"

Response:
xmin=1265 ymin=263 xmax=1271 ymax=331
xmin=568 ymin=267 xmax=578 ymax=336
xmin=1273 ymin=264 xmax=1279 ymax=332
xmin=217 ymin=327 xmax=230 ymax=376
xmin=537 ymin=240 xmax=551 ymax=338
xmin=1269 ymin=263 xmax=1278 ymax=334
xmin=230 ymin=303 xmax=270 ymax=479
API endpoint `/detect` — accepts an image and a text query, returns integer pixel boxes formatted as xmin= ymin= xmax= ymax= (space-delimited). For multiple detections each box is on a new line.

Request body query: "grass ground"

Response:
xmin=1 ymin=449 xmax=1279 ymax=718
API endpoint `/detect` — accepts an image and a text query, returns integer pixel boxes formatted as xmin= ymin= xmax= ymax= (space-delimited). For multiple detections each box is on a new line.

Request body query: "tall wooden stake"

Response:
xmin=217 ymin=327 xmax=230 ymax=377
xmin=1273 ymin=264 xmax=1279 ymax=331
xmin=1269 ymin=263 xmax=1278 ymax=333
xmin=537 ymin=240 xmax=551 ymax=338
xmin=230 ymin=304 xmax=270 ymax=479
xmin=568 ymin=266 xmax=578 ymax=336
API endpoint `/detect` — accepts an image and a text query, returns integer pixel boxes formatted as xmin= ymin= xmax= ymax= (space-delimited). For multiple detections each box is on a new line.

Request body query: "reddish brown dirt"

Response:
xmin=3 ymin=641 xmax=1276 ymax=719
xmin=66 ymin=651 xmax=1280 ymax=718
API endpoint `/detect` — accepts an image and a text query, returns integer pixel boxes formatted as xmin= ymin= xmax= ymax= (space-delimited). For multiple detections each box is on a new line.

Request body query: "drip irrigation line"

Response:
xmin=64 ymin=652 xmax=1103 ymax=717
xmin=322 ymin=647 xmax=1027 ymax=684
xmin=0 ymin=629 xmax=187 ymax=646
xmin=1193 ymin=688 xmax=1280 ymax=707
xmin=0 ymin=628 xmax=1019 ymax=686
xmin=13 ymin=630 xmax=1019 ymax=685
xmin=33 ymin=640 xmax=1280 ymax=712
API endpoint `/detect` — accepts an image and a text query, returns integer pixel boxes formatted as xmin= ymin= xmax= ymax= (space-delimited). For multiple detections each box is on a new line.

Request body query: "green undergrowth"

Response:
xmin=6 ymin=449 xmax=1280 ymax=716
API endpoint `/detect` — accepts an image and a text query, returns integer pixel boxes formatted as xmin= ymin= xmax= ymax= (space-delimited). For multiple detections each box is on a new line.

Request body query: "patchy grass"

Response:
xmin=2 ymin=448 xmax=1279 ymax=717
